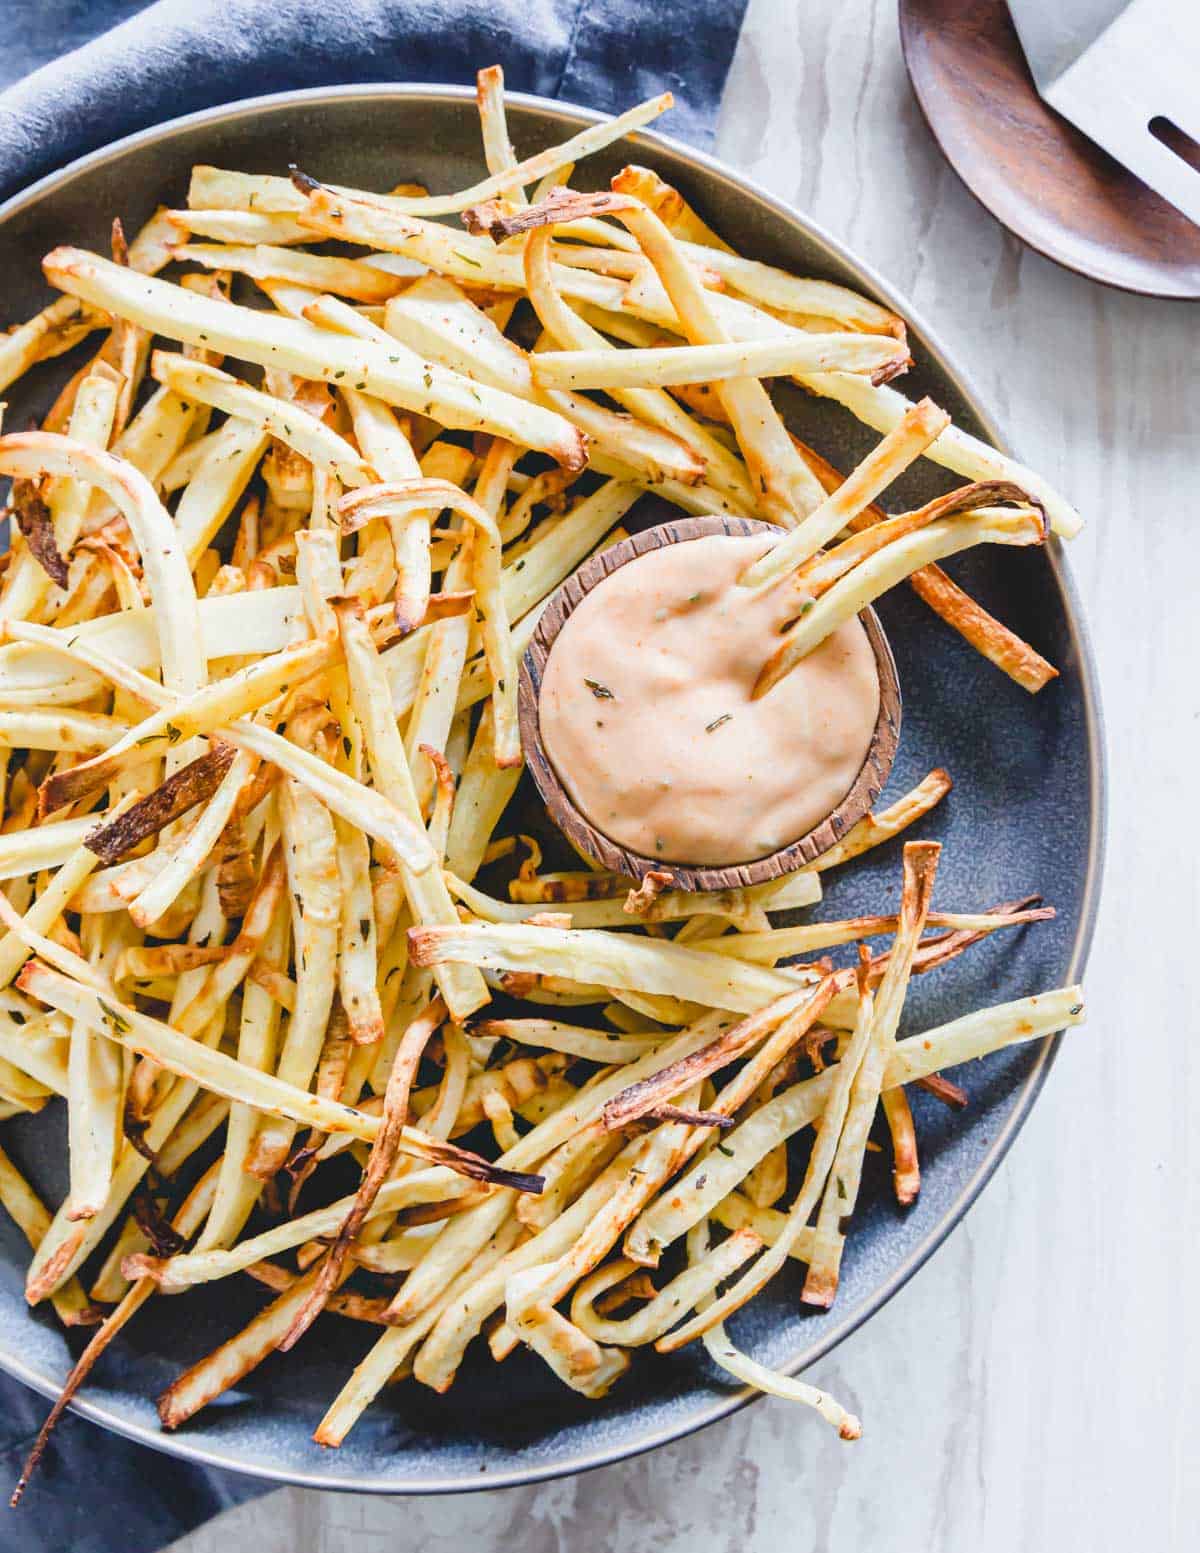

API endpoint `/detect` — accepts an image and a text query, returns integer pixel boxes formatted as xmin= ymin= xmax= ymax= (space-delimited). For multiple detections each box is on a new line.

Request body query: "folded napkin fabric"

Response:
xmin=1 ymin=0 xmax=749 ymax=204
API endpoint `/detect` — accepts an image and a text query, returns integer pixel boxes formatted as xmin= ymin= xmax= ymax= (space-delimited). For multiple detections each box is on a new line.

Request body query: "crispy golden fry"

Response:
xmin=803 ymin=843 xmax=940 ymax=1304
xmin=812 ymin=768 xmax=952 ymax=870
xmin=151 ymin=353 xmax=376 ymax=487
xmin=798 ymin=371 xmax=1083 ymax=539
xmin=531 ymin=333 xmax=907 ymax=391
xmin=737 ymin=398 xmax=951 ymax=586
xmin=279 ymin=996 xmax=447 ymax=1350
xmin=245 ymin=778 xmax=341 ymax=1177
xmin=0 ymin=1142 xmax=99 ymax=1328
xmin=784 ymin=436 xmax=1057 ymax=691
xmin=518 ymin=234 xmax=756 ymax=511
xmin=298 ymin=93 xmax=674 ymax=219
xmin=408 ymin=920 xmax=821 ymax=1015
xmin=173 ymin=240 xmax=413 ymax=304
xmin=11 ymin=933 xmax=527 ymax=1196
xmin=0 ymin=432 xmax=205 ymax=698
xmin=697 ymin=902 xmax=1052 ymax=964
xmin=610 ymin=165 xmax=735 ymax=252
xmin=42 ymin=248 xmax=588 ymax=469
xmin=690 ymin=1221 xmax=861 ymax=1440
xmin=339 ymin=478 xmax=520 ymax=767
xmin=755 ymin=504 xmax=1047 ymax=698
xmin=375 ymin=271 xmax=708 ymax=489
xmin=601 ymin=974 xmax=845 ymax=1131
xmin=466 ymin=188 xmax=828 ymax=523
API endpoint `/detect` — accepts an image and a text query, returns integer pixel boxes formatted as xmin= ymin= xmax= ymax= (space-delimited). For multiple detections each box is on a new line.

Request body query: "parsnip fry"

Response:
xmin=737 ymin=398 xmax=951 ymax=586
xmin=408 ymin=920 xmax=817 ymax=1015
xmin=338 ymin=604 xmax=489 ymax=1021
xmin=42 ymin=248 xmax=587 ymax=469
xmin=0 ymin=432 xmax=204 ymax=697
xmin=755 ymin=505 xmax=1047 ymax=698
xmin=173 ymin=241 xmax=414 ymax=305
xmin=16 ymin=963 xmax=532 ymax=1193
xmin=246 ymin=778 xmax=341 ymax=1176
xmin=84 ymin=743 xmax=236 ymax=864
xmin=151 ymin=353 xmax=375 ymax=487
xmin=339 ymin=478 xmax=520 ymax=766
xmin=0 ymin=1142 xmax=99 ymax=1327
xmin=803 ymin=843 xmax=940 ymax=1304
xmin=532 ymin=333 xmax=906 ymax=391
xmin=295 ymin=93 xmax=673 ymax=219
xmin=466 ymin=189 xmax=827 ymax=523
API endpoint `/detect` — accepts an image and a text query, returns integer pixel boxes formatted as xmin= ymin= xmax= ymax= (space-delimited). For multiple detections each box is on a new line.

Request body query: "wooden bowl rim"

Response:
xmin=518 ymin=514 xmax=903 ymax=891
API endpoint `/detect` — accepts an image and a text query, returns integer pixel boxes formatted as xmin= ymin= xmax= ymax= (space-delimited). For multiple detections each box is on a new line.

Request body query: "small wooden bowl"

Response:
xmin=518 ymin=514 xmax=902 ymax=891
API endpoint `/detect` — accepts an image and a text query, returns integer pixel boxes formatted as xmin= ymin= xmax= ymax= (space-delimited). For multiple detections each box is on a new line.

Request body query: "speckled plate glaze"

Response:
xmin=0 ymin=86 xmax=1105 ymax=1493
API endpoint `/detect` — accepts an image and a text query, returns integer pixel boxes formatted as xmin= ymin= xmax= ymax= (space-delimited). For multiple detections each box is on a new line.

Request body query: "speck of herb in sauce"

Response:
xmin=584 ymin=678 xmax=614 ymax=700
xmin=705 ymin=713 xmax=732 ymax=733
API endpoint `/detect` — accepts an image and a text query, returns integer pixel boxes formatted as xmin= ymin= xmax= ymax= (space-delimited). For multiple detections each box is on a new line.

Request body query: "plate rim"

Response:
xmin=0 ymin=80 xmax=1108 ymax=1495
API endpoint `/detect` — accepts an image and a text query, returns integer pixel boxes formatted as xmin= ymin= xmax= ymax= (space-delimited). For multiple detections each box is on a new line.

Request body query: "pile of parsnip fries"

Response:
xmin=0 ymin=67 xmax=1084 ymax=1482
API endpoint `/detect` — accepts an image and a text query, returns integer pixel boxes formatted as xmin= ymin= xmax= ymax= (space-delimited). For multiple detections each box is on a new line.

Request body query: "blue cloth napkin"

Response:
xmin=0 ymin=2 xmax=748 ymax=1548
xmin=0 ymin=0 xmax=746 ymax=204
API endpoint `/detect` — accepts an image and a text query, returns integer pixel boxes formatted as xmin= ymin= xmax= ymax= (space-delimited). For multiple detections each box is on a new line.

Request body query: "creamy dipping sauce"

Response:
xmin=538 ymin=533 xmax=881 ymax=866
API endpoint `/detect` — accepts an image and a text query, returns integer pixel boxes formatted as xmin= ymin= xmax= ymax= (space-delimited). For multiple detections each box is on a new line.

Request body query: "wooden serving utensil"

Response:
xmin=900 ymin=0 xmax=1200 ymax=299
xmin=518 ymin=514 xmax=902 ymax=891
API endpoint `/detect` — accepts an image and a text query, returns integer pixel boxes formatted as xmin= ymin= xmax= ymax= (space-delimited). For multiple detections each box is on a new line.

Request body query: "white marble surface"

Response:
xmin=169 ymin=2 xmax=1197 ymax=1547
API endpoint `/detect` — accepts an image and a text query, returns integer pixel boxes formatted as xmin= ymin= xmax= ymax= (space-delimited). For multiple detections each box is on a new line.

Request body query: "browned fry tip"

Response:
xmin=216 ymin=819 xmax=256 ymax=918
xmin=8 ymin=479 xmax=69 ymax=588
xmin=916 ymin=1073 xmax=969 ymax=1110
xmin=277 ymin=995 xmax=447 ymax=1352
xmin=643 ymin=1104 xmax=735 ymax=1130
xmin=84 ymin=742 xmax=236 ymax=864
xmin=593 ymin=1271 xmax=658 ymax=1317
xmin=624 ymin=870 xmax=673 ymax=916
xmin=288 ymin=164 xmax=322 ymax=197
xmin=38 ymin=756 xmax=115 ymax=820
xmin=462 ymin=187 xmax=635 ymax=242
xmin=24 ymin=1231 xmax=87 ymax=1309
xmin=601 ymin=974 xmax=847 ymax=1133
xmin=884 ymin=1083 xmax=921 ymax=1207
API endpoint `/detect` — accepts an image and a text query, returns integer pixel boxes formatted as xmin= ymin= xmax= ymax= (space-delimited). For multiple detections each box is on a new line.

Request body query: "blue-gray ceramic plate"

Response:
xmin=0 ymin=85 xmax=1105 ymax=1493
